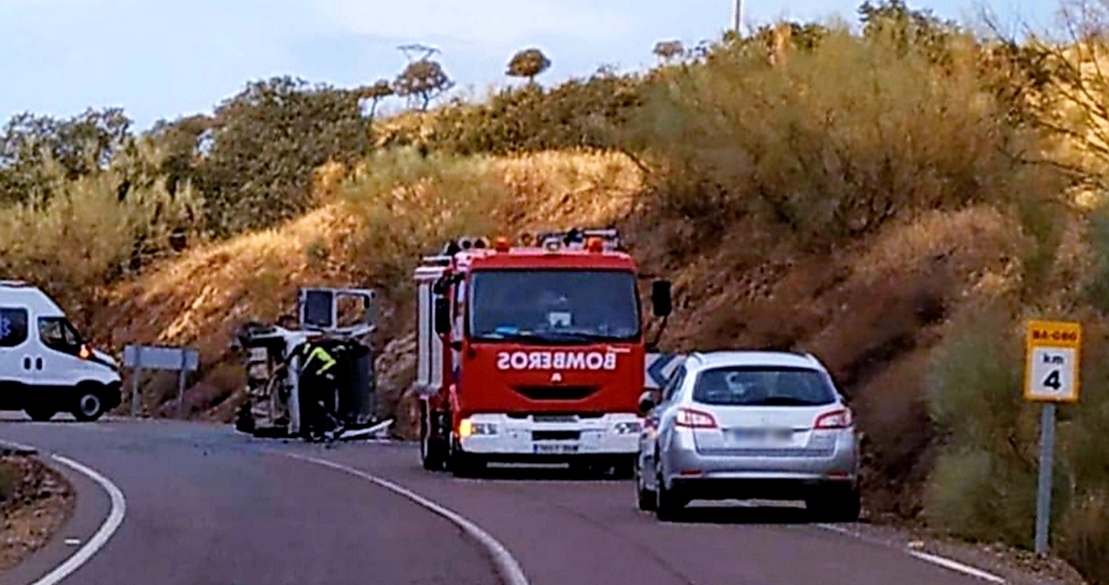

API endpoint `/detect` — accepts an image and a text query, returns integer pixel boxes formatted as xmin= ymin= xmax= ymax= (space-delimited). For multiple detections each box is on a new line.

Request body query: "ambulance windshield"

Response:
xmin=468 ymin=269 xmax=640 ymax=343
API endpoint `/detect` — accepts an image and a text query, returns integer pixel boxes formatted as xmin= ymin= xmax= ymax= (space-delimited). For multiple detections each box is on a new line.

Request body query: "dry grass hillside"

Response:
xmin=98 ymin=150 xmax=643 ymax=420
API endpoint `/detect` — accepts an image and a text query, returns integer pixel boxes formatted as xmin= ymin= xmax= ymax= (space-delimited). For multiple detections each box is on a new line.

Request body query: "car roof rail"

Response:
xmin=0 ymin=280 xmax=30 ymax=287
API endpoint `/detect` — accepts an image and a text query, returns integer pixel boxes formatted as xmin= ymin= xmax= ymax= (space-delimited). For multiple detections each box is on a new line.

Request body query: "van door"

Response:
xmin=35 ymin=316 xmax=86 ymax=388
xmin=0 ymin=307 xmax=34 ymax=394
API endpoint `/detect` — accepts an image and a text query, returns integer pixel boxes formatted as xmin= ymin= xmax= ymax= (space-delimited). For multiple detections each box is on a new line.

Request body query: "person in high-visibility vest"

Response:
xmin=298 ymin=340 xmax=345 ymax=440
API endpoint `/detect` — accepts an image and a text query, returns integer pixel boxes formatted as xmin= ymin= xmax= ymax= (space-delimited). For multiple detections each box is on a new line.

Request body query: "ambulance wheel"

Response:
xmin=72 ymin=388 xmax=106 ymax=422
xmin=24 ymin=406 xmax=56 ymax=422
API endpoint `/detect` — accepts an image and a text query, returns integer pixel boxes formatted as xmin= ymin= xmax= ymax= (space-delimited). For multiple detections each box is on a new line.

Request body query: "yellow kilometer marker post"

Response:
xmin=1024 ymin=319 xmax=1082 ymax=556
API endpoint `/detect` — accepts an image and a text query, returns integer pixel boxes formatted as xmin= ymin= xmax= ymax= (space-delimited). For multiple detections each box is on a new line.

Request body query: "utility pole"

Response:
xmin=732 ymin=0 xmax=743 ymax=33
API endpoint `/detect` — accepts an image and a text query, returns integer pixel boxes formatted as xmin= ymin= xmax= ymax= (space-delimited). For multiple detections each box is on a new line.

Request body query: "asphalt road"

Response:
xmin=0 ymin=416 xmax=992 ymax=585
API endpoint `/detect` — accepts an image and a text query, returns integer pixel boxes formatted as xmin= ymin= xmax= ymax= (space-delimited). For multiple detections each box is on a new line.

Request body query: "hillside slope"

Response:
xmin=97 ymin=150 xmax=643 ymax=419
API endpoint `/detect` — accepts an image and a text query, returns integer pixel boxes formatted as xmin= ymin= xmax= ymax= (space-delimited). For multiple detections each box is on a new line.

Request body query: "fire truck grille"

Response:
xmin=511 ymin=385 xmax=599 ymax=401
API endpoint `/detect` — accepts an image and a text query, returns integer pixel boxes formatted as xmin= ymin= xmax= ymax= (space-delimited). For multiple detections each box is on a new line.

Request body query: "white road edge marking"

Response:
xmin=282 ymin=453 xmax=529 ymax=585
xmin=816 ymin=524 xmax=1006 ymax=584
xmin=30 ymin=454 xmax=127 ymax=585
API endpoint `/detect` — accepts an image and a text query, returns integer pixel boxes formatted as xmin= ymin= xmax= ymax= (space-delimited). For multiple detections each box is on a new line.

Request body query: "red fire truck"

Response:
xmin=413 ymin=228 xmax=672 ymax=478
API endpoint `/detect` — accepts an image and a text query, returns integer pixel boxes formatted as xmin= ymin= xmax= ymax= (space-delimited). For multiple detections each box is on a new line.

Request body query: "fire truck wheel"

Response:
xmin=420 ymin=432 xmax=447 ymax=471
xmin=611 ymin=457 xmax=635 ymax=480
xmin=419 ymin=406 xmax=447 ymax=471
xmin=449 ymin=439 xmax=485 ymax=478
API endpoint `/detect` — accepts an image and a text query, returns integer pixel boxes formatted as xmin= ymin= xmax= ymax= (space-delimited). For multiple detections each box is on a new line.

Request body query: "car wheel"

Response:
xmin=24 ymin=406 xmax=56 ymax=422
xmin=655 ymin=471 xmax=685 ymax=522
xmin=807 ymin=485 xmax=861 ymax=523
xmin=635 ymin=459 xmax=656 ymax=511
xmin=72 ymin=390 xmax=106 ymax=422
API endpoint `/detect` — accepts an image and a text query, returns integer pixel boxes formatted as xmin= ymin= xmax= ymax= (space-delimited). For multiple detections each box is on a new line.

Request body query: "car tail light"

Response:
xmin=814 ymin=408 xmax=852 ymax=429
xmin=674 ymin=407 xmax=717 ymax=428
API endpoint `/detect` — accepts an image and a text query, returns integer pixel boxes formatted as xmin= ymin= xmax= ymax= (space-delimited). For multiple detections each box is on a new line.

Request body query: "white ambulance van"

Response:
xmin=0 ymin=281 xmax=122 ymax=421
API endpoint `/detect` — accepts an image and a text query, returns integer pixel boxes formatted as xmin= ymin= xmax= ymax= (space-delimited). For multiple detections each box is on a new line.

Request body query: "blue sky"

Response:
xmin=1 ymin=0 xmax=1058 ymax=131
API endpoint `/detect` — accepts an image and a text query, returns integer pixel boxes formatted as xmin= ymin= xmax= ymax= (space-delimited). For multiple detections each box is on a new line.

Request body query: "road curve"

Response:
xmin=0 ymin=416 xmax=498 ymax=585
xmin=281 ymin=441 xmax=994 ymax=585
xmin=1 ymin=416 xmax=993 ymax=585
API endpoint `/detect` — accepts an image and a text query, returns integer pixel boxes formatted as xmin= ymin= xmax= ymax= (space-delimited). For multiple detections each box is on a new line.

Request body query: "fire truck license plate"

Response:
xmin=533 ymin=443 xmax=579 ymax=454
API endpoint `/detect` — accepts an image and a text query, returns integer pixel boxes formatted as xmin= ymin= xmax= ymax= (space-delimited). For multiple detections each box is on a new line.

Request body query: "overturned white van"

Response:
xmin=0 ymin=281 xmax=122 ymax=421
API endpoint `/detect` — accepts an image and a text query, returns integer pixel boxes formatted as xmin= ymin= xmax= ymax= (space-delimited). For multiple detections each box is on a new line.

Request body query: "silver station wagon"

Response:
xmin=634 ymin=351 xmax=861 ymax=522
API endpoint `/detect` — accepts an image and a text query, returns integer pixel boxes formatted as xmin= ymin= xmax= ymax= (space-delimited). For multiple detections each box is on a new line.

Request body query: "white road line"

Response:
xmin=30 ymin=454 xmax=127 ymax=585
xmin=908 ymin=550 xmax=1007 ymax=584
xmin=0 ymin=439 xmax=39 ymax=454
xmin=816 ymin=524 xmax=1006 ymax=584
xmin=281 ymin=452 xmax=529 ymax=585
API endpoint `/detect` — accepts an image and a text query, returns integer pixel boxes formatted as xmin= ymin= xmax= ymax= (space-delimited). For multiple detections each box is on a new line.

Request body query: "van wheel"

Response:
xmin=24 ymin=407 xmax=56 ymax=422
xmin=72 ymin=390 xmax=106 ymax=422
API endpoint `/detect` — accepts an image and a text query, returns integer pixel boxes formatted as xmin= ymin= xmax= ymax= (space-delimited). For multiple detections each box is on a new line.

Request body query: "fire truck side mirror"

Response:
xmin=650 ymin=279 xmax=672 ymax=317
xmin=433 ymin=297 xmax=451 ymax=335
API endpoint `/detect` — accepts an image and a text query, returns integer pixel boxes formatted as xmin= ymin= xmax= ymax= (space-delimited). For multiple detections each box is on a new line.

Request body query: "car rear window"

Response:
xmin=692 ymin=366 xmax=837 ymax=406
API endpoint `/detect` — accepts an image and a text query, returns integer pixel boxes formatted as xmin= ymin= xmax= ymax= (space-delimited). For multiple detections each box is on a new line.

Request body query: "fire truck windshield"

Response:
xmin=468 ymin=269 xmax=641 ymax=343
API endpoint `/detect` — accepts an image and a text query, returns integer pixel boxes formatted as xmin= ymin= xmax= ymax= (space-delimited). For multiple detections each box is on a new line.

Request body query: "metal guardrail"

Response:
xmin=123 ymin=344 xmax=199 ymax=418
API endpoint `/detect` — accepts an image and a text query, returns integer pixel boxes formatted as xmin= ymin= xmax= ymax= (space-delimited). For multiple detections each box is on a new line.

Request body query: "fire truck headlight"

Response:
xmin=459 ymin=419 xmax=498 ymax=437
xmin=472 ymin=422 xmax=498 ymax=435
xmin=613 ymin=421 xmax=642 ymax=435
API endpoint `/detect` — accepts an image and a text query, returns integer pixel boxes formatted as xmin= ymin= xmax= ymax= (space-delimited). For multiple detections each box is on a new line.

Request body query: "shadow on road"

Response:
xmin=665 ymin=503 xmax=815 ymax=525
xmin=469 ymin=463 xmax=628 ymax=482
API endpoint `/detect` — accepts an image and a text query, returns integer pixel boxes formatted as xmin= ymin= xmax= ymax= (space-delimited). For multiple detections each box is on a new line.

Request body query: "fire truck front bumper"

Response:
xmin=456 ymin=412 xmax=642 ymax=461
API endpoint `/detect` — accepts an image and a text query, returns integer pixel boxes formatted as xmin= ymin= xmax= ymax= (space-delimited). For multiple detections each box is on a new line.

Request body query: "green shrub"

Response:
xmin=0 ymin=160 xmax=203 ymax=322
xmin=621 ymin=25 xmax=1066 ymax=258
xmin=1059 ymin=490 xmax=1109 ymax=585
xmin=924 ymin=308 xmax=1109 ymax=579
xmin=338 ymin=148 xmax=509 ymax=298
xmin=923 ymin=311 xmax=1045 ymax=546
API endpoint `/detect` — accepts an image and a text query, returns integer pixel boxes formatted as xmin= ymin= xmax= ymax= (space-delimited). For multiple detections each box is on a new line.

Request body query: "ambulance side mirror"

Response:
xmin=651 ymin=279 xmax=672 ymax=318
xmin=434 ymin=297 xmax=451 ymax=335
xmin=637 ymin=390 xmax=659 ymax=416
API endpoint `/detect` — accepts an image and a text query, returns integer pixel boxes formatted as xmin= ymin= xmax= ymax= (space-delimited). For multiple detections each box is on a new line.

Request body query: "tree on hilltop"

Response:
xmin=652 ymin=40 xmax=685 ymax=63
xmin=506 ymin=48 xmax=552 ymax=83
xmin=358 ymin=79 xmax=395 ymax=121
xmin=394 ymin=44 xmax=454 ymax=111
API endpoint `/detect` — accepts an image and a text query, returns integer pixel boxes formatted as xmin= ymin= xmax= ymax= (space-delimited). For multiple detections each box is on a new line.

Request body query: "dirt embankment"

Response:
xmin=0 ymin=455 xmax=75 ymax=571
